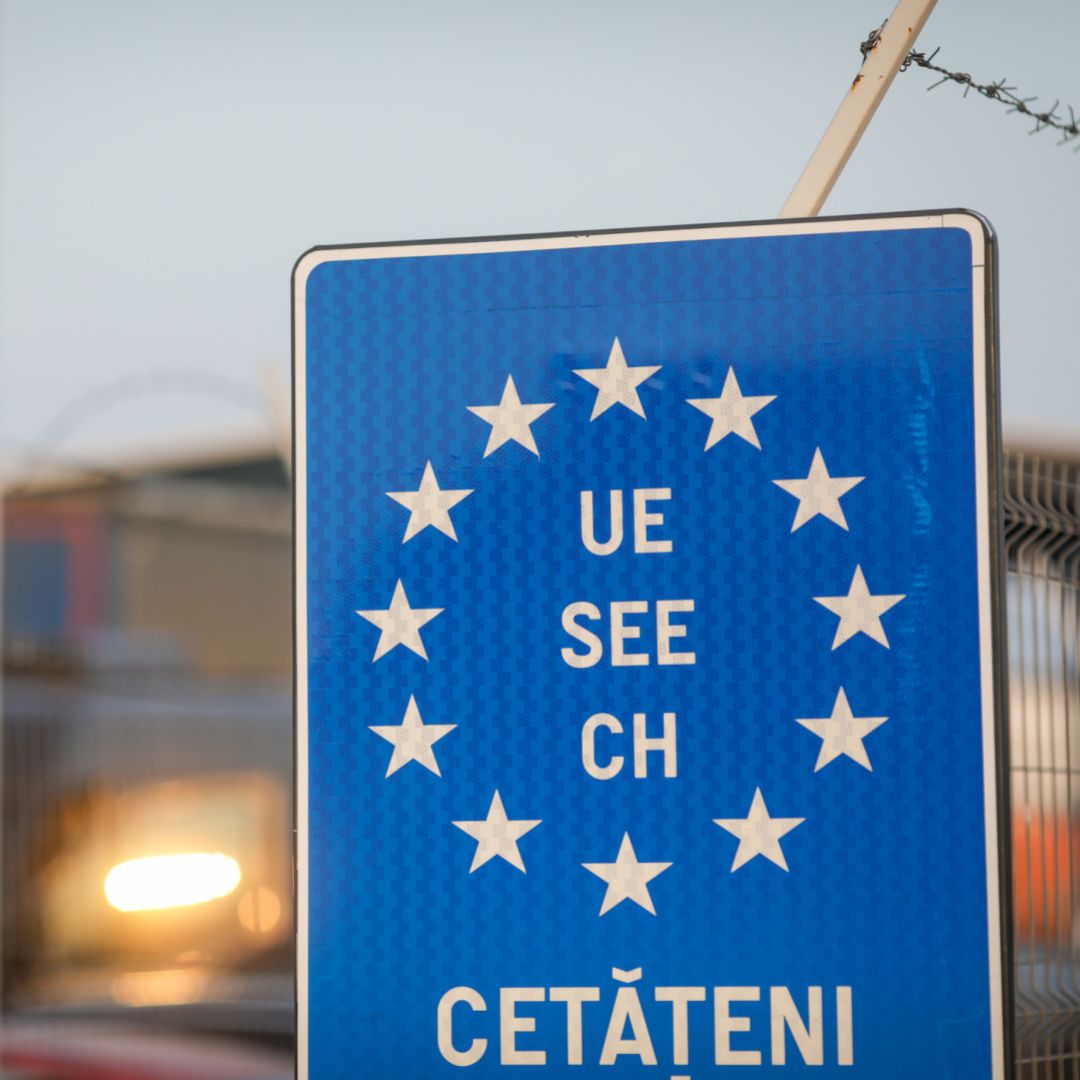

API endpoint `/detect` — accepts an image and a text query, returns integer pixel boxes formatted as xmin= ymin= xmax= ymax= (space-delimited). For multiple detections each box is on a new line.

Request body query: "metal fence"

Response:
xmin=1005 ymin=449 xmax=1080 ymax=1077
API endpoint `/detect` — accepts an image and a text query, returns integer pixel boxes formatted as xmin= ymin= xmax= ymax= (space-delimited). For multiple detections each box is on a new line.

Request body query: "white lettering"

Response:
xmin=770 ymin=986 xmax=823 ymax=1066
xmin=611 ymin=601 xmax=649 ymax=667
xmin=549 ymin=987 xmax=600 ymax=1065
xmin=561 ymin=601 xmax=697 ymax=668
xmin=437 ymin=978 xmax=854 ymax=1069
xmin=600 ymin=986 xmax=657 ymax=1065
xmin=438 ymin=987 xmax=487 ymax=1066
xmin=580 ymin=490 xmax=624 ymax=556
xmin=561 ymin=602 xmax=602 ymax=668
xmin=837 ymin=986 xmax=854 ymax=1066
xmin=714 ymin=986 xmax=761 ymax=1066
xmin=633 ymin=488 xmax=673 ymax=553
xmin=633 ymin=712 xmax=678 ymax=778
xmin=656 ymin=599 xmax=696 ymax=665
xmin=655 ymin=985 xmax=706 ymax=1066
xmin=582 ymin=713 xmax=624 ymax=780
xmin=500 ymin=987 xmax=546 ymax=1066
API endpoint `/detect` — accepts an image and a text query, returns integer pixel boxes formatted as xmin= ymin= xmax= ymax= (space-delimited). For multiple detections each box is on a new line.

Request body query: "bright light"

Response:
xmin=104 ymin=852 xmax=242 ymax=912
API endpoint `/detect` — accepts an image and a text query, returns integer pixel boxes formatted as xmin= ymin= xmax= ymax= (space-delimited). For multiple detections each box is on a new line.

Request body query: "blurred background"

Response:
xmin=1 ymin=1 xmax=1078 ymax=1076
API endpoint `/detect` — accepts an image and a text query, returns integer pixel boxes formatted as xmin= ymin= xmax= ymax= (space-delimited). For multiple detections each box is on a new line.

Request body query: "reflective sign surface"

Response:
xmin=295 ymin=214 xmax=1006 ymax=1078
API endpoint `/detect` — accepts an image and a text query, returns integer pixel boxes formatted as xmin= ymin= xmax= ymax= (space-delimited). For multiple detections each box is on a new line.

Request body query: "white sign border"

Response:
xmin=292 ymin=211 xmax=1006 ymax=1080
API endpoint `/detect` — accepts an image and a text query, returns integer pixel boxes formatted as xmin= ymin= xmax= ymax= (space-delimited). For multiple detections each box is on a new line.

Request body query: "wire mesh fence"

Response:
xmin=1005 ymin=449 xmax=1080 ymax=1077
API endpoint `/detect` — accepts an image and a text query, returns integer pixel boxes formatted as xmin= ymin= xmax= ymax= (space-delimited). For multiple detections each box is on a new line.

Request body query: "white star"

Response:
xmin=467 ymin=375 xmax=555 ymax=458
xmin=796 ymin=687 xmax=887 ymax=773
xmin=582 ymin=832 xmax=672 ymax=916
xmin=453 ymin=790 xmax=541 ymax=873
xmin=813 ymin=565 xmax=905 ymax=650
xmin=356 ymin=579 xmax=443 ymax=661
xmin=573 ymin=337 xmax=661 ymax=420
xmin=773 ymin=448 xmax=864 ymax=532
xmin=714 ymin=788 xmax=804 ymax=872
xmin=369 ymin=695 xmax=456 ymax=777
xmin=687 ymin=367 xmax=776 ymax=450
xmin=386 ymin=461 xmax=473 ymax=543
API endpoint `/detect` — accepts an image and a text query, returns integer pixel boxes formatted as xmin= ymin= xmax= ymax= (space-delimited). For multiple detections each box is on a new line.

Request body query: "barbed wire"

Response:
xmin=3 ymin=368 xmax=273 ymax=496
xmin=860 ymin=24 xmax=1080 ymax=151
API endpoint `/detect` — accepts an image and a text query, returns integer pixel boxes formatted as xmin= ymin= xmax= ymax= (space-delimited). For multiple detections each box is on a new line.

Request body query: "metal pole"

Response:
xmin=779 ymin=0 xmax=939 ymax=218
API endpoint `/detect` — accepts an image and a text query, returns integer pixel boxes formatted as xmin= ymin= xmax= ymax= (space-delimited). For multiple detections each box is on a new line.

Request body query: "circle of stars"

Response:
xmin=354 ymin=336 xmax=906 ymax=916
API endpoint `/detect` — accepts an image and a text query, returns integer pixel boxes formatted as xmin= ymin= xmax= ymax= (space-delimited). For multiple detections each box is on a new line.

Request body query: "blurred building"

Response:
xmin=1 ymin=439 xmax=292 ymax=1047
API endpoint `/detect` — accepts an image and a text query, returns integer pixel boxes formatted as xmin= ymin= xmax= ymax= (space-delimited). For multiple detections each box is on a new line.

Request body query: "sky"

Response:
xmin=1 ymin=0 xmax=1078 ymax=475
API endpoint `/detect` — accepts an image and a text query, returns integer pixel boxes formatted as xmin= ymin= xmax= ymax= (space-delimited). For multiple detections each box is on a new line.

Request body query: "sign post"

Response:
xmin=779 ymin=0 xmax=939 ymax=218
xmin=295 ymin=211 xmax=1008 ymax=1078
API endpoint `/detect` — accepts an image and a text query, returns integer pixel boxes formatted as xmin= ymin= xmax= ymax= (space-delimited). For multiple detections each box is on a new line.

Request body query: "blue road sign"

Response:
xmin=294 ymin=214 xmax=1007 ymax=1079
